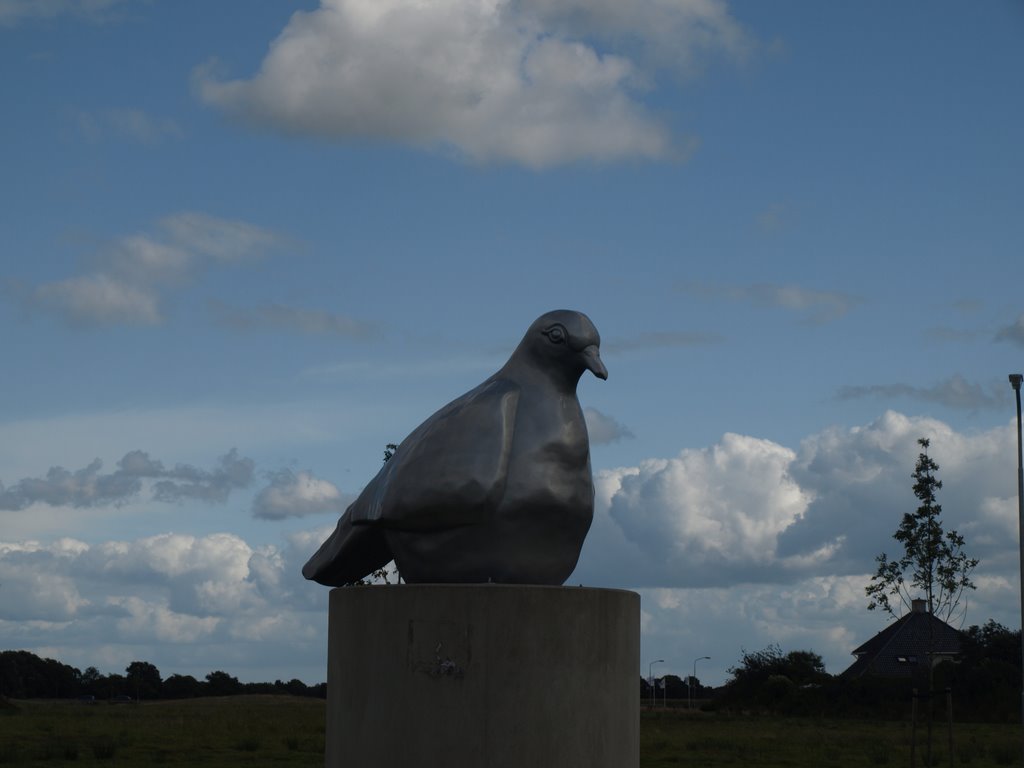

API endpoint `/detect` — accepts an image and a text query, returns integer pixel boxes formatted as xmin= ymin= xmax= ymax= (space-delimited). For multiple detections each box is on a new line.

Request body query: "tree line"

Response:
xmin=0 ymin=651 xmax=325 ymax=701
xmin=709 ymin=621 xmax=1021 ymax=722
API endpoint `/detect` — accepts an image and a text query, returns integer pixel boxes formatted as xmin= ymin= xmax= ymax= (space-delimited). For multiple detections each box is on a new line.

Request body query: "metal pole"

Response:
xmin=648 ymin=659 xmax=663 ymax=710
xmin=1010 ymin=374 xmax=1024 ymax=768
xmin=691 ymin=656 xmax=710 ymax=710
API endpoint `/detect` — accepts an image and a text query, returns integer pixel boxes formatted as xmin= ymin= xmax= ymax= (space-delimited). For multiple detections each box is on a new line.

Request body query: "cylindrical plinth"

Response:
xmin=326 ymin=584 xmax=639 ymax=768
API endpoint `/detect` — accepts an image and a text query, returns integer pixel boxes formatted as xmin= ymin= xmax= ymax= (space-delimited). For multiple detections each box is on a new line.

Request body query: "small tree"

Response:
xmin=866 ymin=438 xmax=978 ymax=624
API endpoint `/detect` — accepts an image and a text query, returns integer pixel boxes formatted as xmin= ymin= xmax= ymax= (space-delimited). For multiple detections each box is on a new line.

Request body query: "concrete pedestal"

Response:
xmin=326 ymin=584 xmax=639 ymax=768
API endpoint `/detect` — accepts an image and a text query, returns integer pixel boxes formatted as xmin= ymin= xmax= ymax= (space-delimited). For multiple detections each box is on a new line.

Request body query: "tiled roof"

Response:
xmin=842 ymin=610 xmax=963 ymax=678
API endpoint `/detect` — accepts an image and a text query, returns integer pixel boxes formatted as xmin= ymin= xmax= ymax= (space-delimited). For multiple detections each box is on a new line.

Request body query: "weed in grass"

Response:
xmin=991 ymin=741 xmax=1018 ymax=766
xmin=90 ymin=738 xmax=117 ymax=759
xmin=0 ymin=745 xmax=19 ymax=764
xmin=957 ymin=735 xmax=985 ymax=764
xmin=234 ymin=737 xmax=260 ymax=751
xmin=284 ymin=735 xmax=300 ymax=751
xmin=865 ymin=740 xmax=890 ymax=765
xmin=62 ymin=741 xmax=80 ymax=760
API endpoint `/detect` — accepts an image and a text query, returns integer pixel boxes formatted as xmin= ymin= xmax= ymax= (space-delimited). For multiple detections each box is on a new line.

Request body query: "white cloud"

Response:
xmin=605 ymin=330 xmax=725 ymax=353
xmin=76 ymin=108 xmax=183 ymax=145
xmin=111 ymin=596 xmax=220 ymax=643
xmin=0 ymin=449 xmax=254 ymax=510
xmin=0 ymin=528 xmax=330 ymax=682
xmin=158 ymin=212 xmax=283 ymax=264
xmin=836 ymin=374 xmax=1007 ymax=411
xmin=195 ymin=0 xmax=749 ymax=167
xmin=252 ymin=469 xmax=348 ymax=520
xmin=599 ymin=433 xmax=811 ymax=585
xmin=575 ymin=411 xmax=1016 ymax=594
xmin=677 ymin=281 xmax=862 ymax=324
xmin=584 ymin=407 xmax=634 ymax=445
xmin=210 ymin=301 xmax=378 ymax=339
xmin=0 ymin=0 xmax=130 ymax=26
xmin=996 ymin=313 xmax=1024 ymax=346
xmin=34 ymin=274 xmax=161 ymax=326
xmin=26 ymin=213 xmax=285 ymax=328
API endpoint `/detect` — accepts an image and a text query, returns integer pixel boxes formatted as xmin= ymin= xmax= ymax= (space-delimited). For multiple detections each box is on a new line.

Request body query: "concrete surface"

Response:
xmin=325 ymin=584 xmax=639 ymax=768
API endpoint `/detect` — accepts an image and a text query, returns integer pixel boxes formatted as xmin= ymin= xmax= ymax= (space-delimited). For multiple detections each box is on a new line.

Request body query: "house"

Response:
xmin=841 ymin=598 xmax=964 ymax=679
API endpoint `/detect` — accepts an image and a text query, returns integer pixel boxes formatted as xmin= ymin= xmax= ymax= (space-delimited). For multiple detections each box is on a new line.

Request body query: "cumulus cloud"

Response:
xmin=195 ymin=0 xmax=749 ymax=167
xmin=26 ymin=213 xmax=284 ymax=327
xmin=677 ymin=281 xmax=862 ymax=324
xmin=252 ymin=469 xmax=348 ymax=520
xmin=575 ymin=410 xmax=1016 ymax=590
xmin=836 ymin=374 xmax=1007 ymax=411
xmin=76 ymin=108 xmax=183 ymax=145
xmin=598 ymin=433 xmax=812 ymax=586
xmin=0 ymin=529 xmax=328 ymax=681
xmin=584 ymin=407 xmax=634 ymax=445
xmin=0 ymin=449 xmax=253 ymax=510
xmin=210 ymin=301 xmax=378 ymax=339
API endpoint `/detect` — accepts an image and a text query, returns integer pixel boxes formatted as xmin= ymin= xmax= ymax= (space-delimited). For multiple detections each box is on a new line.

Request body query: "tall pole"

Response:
xmin=1009 ymin=373 xmax=1024 ymax=767
xmin=690 ymin=656 xmax=710 ymax=710
xmin=648 ymin=659 xmax=663 ymax=710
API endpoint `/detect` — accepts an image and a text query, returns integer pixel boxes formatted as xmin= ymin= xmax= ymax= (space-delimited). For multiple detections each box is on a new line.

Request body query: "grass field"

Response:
xmin=0 ymin=696 xmax=1020 ymax=767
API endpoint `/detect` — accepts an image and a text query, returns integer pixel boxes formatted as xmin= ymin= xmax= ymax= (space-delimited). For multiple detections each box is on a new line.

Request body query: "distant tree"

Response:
xmin=163 ymin=673 xmax=202 ymax=699
xmin=721 ymin=644 xmax=829 ymax=714
xmin=659 ymin=674 xmax=686 ymax=700
xmin=80 ymin=666 xmax=104 ymax=697
xmin=961 ymin=620 xmax=1021 ymax=669
xmin=105 ymin=673 xmax=127 ymax=699
xmin=728 ymin=645 xmax=827 ymax=689
xmin=866 ymin=438 xmax=978 ymax=624
xmin=309 ymin=681 xmax=327 ymax=699
xmin=204 ymin=670 xmax=243 ymax=696
xmin=126 ymin=661 xmax=162 ymax=700
xmin=0 ymin=651 xmax=81 ymax=699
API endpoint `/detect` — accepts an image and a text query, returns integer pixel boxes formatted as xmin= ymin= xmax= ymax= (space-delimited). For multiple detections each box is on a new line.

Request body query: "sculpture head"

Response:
xmin=512 ymin=309 xmax=607 ymax=386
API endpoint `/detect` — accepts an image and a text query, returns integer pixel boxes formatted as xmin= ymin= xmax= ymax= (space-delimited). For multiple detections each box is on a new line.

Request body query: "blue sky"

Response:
xmin=1 ymin=0 xmax=1023 ymax=687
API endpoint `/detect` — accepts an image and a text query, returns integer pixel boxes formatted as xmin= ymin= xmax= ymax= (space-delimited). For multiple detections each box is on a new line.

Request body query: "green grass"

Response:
xmin=0 ymin=696 xmax=1019 ymax=767
xmin=640 ymin=709 xmax=1021 ymax=767
xmin=0 ymin=696 xmax=325 ymax=766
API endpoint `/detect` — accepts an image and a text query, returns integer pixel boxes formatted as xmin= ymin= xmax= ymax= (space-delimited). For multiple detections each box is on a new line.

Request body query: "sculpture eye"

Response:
xmin=543 ymin=325 xmax=566 ymax=344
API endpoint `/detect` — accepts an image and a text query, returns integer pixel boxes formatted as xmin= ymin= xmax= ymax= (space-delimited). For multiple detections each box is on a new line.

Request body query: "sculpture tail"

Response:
xmin=302 ymin=514 xmax=393 ymax=586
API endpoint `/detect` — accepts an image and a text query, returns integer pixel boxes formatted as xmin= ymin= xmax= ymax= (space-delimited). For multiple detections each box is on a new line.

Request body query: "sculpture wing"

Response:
xmin=348 ymin=379 xmax=520 ymax=530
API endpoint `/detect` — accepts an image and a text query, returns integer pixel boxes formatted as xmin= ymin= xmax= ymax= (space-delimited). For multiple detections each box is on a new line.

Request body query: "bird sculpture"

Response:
xmin=302 ymin=309 xmax=607 ymax=586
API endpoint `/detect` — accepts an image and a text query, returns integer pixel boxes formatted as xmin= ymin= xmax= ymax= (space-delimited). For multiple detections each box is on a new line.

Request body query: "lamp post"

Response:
xmin=648 ymin=660 xmax=663 ymax=710
xmin=690 ymin=656 xmax=710 ymax=710
xmin=1009 ymin=373 xmax=1024 ymax=766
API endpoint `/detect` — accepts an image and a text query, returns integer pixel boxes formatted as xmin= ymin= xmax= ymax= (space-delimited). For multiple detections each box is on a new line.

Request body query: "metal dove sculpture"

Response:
xmin=302 ymin=309 xmax=607 ymax=586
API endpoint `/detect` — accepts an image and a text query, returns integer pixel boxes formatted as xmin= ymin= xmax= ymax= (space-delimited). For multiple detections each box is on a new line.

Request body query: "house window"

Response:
xmin=896 ymin=655 xmax=918 ymax=664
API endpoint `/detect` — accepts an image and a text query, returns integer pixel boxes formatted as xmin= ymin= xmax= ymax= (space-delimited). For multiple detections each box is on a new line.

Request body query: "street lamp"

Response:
xmin=1009 ymin=373 xmax=1023 ymax=766
xmin=648 ymin=660 xmax=664 ymax=709
xmin=690 ymin=656 xmax=710 ymax=710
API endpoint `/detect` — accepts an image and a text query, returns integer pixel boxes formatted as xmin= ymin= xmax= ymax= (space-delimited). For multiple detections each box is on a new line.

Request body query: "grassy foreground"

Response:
xmin=1 ymin=696 xmax=1020 ymax=767
xmin=641 ymin=709 xmax=1021 ymax=767
xmin=0 ymin=696 xmax=325 ymax=766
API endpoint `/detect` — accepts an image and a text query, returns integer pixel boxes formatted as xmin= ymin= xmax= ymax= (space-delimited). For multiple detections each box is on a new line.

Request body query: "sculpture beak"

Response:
xmin=582 ymin=345 xmax=608 ymax=380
